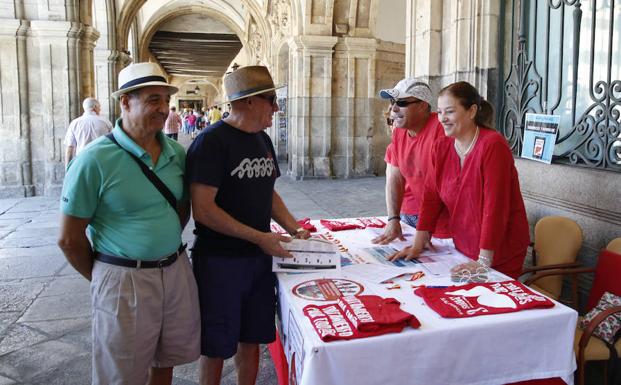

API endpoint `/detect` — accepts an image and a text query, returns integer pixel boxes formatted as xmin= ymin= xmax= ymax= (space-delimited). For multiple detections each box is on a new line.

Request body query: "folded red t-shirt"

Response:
xmin=415 ymin=281 xmax=555 ymax=318
xmin=297 ymin=218 xmax=317 ymax=232
xmin=303 ymin=295 xmax=420 ymax=342
xmin=337 ymin=295 xmax=420 ymax=332
xmin=320 ymin=219 xmax=365 ymax=231
xmin=357 ymin=217 xmax=386 ymax=229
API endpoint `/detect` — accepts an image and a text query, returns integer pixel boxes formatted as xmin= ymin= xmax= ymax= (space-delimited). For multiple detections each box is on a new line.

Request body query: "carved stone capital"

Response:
xmin=0 ymin=19 xmax=25 ymax=37
xmin=291 ymin=35 xmax=338 ymax=55
xmin=80 ymin=25 xmax=101 ymax=49
xmin=29 ymin=20 xmax=81 ymax=40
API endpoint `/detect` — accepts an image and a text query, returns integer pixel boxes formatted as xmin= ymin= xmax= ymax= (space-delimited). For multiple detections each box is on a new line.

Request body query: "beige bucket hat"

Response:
xmin=111 ymin=62 xmax=178 ymax=99
xmin=223 ymin=66 xmax=284 ymax=103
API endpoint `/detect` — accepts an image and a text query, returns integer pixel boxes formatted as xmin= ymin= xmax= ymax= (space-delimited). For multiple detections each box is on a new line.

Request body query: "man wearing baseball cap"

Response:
xmin=186 ymin=65 xmax=309 ymax=385
xmin=372 ymin=78 xmax=451 ymax=244
xmin=58 ymin=62 xmax=200 ymax=385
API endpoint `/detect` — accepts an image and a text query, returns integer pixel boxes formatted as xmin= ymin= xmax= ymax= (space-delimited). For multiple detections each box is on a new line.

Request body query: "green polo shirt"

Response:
xmin=60 ymin=120 xmax=188 ymax=260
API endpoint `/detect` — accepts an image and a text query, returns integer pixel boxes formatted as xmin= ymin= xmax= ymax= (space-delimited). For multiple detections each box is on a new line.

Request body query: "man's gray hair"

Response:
xmin=82 ymin=97 xmax=100 ymax=112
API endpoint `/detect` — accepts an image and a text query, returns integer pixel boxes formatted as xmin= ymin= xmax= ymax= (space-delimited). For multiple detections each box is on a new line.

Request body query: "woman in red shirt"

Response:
xmin=389 ymin=81 xmax=530 ymax=279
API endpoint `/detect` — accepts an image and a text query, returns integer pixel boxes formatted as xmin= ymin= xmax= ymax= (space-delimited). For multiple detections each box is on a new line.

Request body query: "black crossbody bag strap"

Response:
xmin=106 ymin=133 xmax=178 ymax=210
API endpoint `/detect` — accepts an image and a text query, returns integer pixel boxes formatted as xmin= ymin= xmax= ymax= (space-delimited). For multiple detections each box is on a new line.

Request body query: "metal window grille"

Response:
xmin=499 ymin=0 xmax=621 ymax=171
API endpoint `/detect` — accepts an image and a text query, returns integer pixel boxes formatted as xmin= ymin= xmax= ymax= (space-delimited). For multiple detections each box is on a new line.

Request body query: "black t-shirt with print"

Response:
xmin=186 ymin=120 xmax=280 ymax=257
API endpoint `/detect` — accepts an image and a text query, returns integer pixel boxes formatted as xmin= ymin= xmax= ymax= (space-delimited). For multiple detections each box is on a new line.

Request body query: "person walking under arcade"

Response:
xmin=64 ymin=97 xmax=112 ymax=169
xmin=163 ymin=105 xmax=182 ymax=140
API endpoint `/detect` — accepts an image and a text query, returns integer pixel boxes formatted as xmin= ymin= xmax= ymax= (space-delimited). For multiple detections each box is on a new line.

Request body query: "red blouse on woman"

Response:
xmin=417 ymin=128 xmax=530 ymax=278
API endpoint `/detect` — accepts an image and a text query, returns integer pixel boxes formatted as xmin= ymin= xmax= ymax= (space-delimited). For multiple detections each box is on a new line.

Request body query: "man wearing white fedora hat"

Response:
xmin=58 ymin=62 xmax=200 ymax=385
xmin=186 ymin=65 xmax=309 ymax=385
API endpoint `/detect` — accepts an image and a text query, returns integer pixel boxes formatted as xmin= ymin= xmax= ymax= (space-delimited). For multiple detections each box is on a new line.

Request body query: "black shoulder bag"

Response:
xmin=105 ymin=133 xmax=178 ymax=211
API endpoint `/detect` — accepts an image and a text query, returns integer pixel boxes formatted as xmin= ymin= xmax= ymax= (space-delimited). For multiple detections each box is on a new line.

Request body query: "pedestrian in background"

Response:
xmin=64 ymin=97 xmax=112 ymax=169
xmin=164 ymin=106 xmax=182 ymax=140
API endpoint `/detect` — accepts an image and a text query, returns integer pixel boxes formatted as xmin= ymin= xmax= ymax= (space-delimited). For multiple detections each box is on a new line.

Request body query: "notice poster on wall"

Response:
xmin=521 ymin=113 xmax=560 ymax=164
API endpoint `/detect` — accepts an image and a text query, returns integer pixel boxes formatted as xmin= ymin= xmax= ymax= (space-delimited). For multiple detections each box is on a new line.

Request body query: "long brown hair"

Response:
xmin=439 ymin=81 xmax=494 ymax=128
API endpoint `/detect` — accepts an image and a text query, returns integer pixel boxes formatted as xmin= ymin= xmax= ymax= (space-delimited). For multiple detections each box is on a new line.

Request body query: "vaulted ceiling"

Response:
xmin=149 ymin=31 xmax=243 ymax=77
xmin=147 ymin=13 xmax=243 ymax=78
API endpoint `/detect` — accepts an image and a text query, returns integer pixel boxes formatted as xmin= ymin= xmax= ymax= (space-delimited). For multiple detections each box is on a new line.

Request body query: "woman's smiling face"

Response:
xmin=436 ymin=94 xmax=477 ymax=138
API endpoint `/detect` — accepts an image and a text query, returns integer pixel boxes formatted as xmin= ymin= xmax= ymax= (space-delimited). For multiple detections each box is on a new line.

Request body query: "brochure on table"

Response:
xmin=273 ymin=238 xmax=340 ymax=273
xmin=520 ymin=113 xmax=560 ymax=164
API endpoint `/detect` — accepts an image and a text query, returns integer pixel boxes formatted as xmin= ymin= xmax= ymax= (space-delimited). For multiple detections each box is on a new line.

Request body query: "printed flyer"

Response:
xmin=521 ymin=113 xmax=560 ymax=164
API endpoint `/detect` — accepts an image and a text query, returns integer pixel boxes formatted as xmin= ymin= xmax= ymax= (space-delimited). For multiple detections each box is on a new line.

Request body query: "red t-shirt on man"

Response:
xmin=417 ymin=128 xmax=530 ymax=278
xmin=384 ymin=113 xmax=450 ymax=238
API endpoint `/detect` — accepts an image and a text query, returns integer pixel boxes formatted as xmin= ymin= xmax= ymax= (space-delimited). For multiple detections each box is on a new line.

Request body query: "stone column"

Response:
xmin=94 ymin=49 xmax=131 ymax=122
xmin=406 ymin=0 xmax=443 ymax=94
xmin=79 ymin=26 xmax=100 ymax=103
xmin=406 ymin=0 xmax=500 ymax=98
xmin=288 ymin=35 xmax=338 ymax=179
xmin=0 ymin=19 xmax=34 ymax=197
xmin=29 ymin=20 xmax=85 ymax=196
xmin=332 ymin=37 xmax=378 ymax=178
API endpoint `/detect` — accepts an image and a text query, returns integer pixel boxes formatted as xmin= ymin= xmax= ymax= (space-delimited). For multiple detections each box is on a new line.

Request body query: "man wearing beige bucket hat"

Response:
xmin=58 ymin=62 xmax=200 ymax=385
xmin=186 ymin=66 xmax=309 ymax=385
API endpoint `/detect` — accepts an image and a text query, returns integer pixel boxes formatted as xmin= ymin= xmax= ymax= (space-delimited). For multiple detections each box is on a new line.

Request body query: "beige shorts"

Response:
xmin=90 ymin=251 xmax=200 ymax=385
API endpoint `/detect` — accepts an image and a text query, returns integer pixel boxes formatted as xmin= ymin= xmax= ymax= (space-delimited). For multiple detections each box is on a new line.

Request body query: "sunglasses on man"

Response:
xmin=390 ymin=99 xmax=422 ymax=108
xmin=255 ymin=94 xmax=278 ymax=106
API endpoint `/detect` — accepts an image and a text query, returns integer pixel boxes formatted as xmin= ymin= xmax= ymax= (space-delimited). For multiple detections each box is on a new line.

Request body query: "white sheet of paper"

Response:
xmin=272 ymin=238 xmax=341 ymax=273
xmin=341 ymin=263 xmax=423 ymax=283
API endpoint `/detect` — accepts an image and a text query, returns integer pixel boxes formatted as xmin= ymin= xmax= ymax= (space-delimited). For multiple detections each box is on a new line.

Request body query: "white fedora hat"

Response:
xmin=111 ymin=62 xmax=178 ymax=99
xmin=223 ymin=66 xmax=284 ymax=103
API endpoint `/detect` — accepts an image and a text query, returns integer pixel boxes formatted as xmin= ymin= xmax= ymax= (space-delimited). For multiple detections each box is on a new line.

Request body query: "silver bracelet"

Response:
xmin=477 ymin=254 xmax=492 ymax=267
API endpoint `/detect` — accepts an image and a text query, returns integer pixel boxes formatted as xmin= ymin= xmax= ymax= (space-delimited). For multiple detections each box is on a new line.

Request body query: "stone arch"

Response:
xmin=184 ymin=79 xmax=221 ymax=97
xmin=117 ymin=0 xmax=270 ymax=56
xmin=137 ymin=4 xmax=249 ymax=63
xmin=276 ymin=40 xmax=290 ymax=85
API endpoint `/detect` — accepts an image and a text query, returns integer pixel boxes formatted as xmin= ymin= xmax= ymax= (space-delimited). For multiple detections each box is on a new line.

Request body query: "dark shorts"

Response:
xmin=400 ymin=213 xmax=419 ymax=228
xmin=191 ymin=251 xmax=276 ymax=359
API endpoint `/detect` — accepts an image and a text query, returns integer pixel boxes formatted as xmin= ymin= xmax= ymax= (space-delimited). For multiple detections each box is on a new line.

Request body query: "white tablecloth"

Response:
xmin=276 ymin=220 xmax=577 ymax=385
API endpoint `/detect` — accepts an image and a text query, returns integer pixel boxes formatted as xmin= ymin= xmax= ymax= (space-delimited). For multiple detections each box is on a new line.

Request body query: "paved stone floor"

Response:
xmin=0 ymin=130 xmax=387 ymax=385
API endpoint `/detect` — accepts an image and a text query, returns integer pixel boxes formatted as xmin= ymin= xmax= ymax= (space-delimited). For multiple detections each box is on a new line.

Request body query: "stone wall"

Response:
xmin=0 ymin=0 xmax=101 ymax=198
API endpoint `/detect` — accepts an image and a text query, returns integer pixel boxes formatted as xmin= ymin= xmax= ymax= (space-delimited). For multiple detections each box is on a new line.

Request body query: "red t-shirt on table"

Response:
xmin=417 ymin=128 xmax=530 ymax=278
xmin=384 ymin=113 xmax=451 ymax=238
